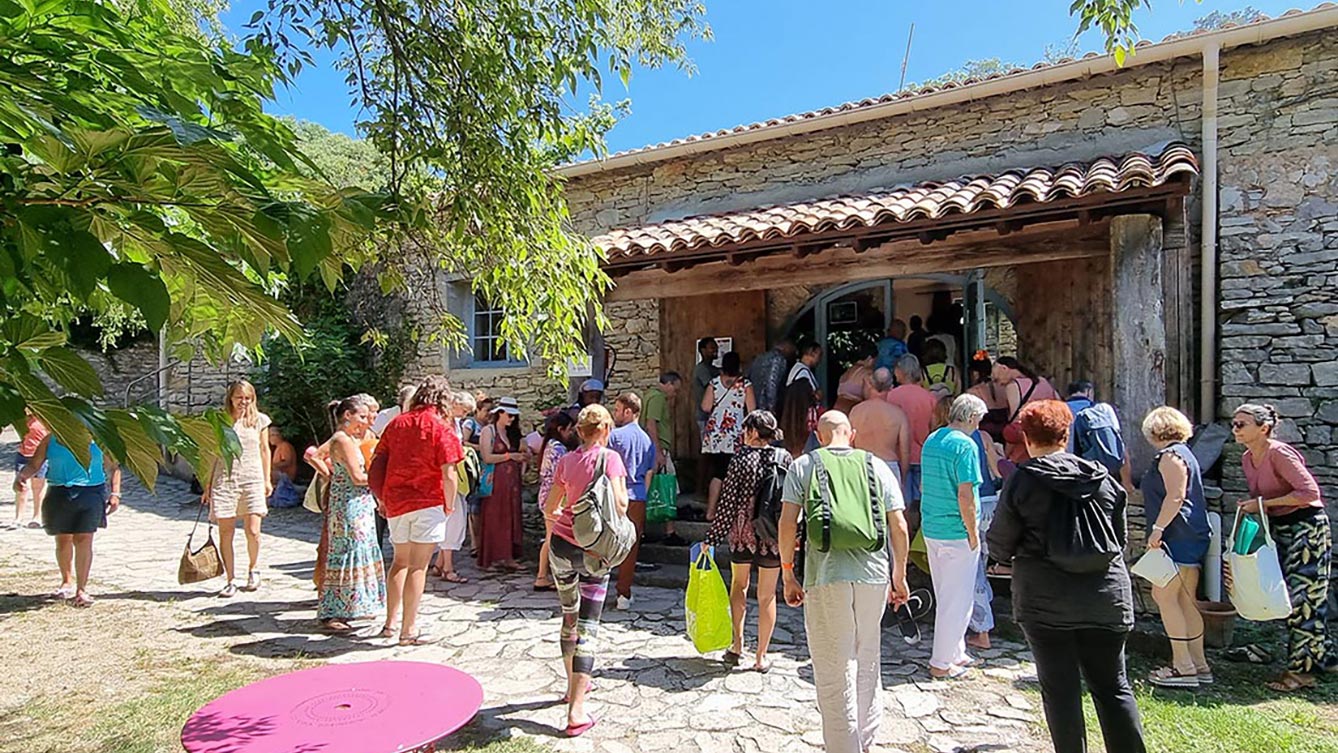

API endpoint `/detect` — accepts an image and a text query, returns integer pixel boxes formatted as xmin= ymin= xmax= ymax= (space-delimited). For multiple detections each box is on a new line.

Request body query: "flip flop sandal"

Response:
xmin=561 ymin=681 xmax=597 ymax=703
xmin=378 ymin=625 xmax=397 ymax=639
xmin=955 ymin=656 xmax=980 ymax=669
xmin=428 ymin=565 xmax=444 ymax=577
xmin=723 ymin=650 xmax=742 ymax=668
xmin=442 ymin=571 xmax=469 ymax=583
xmin=1148 ymin=666 xmax=1200 ymax=689
xmin=1267 ymin=672 xmax=1317 ymax=693
xmin=1196 ymin=667 xmax=1215 ymax=685
xmin=565 ymin=716 xmax=597 ymax=737
xmin=72 ymin=594 xmax=95 ymax=608
xmin=533 ymin=582 xmax=556 ymax=592
xmin=930 ymin=664 xmax=969 ymax=681
xmin=398 ymin=633 xmax=439 ymax=647
xmin=753 ymin=661 xmax=772 ymax=674
xmin=51 ymin=586 xmax=75 ymax=600
xmin=321 ymin=619 xmax=355 ymax=634
xmin=906 ymin=589 xmax=934 ymax=621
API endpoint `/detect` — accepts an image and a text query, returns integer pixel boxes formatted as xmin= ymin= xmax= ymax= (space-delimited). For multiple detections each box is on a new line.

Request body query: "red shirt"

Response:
xmin=19 ymin=415 xmax=48 ymax=457
xmin=886 ymin=384 xmax=938 ymax=465
xmin=374 ymin=407 xmax=464 ymax=518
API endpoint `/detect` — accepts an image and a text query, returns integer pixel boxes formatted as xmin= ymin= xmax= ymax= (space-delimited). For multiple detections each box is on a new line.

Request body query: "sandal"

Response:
xmin=723 ymin=650 xmax=742 ymax=668
xmin=561 ymin=681 xmax=597 ymax=703
xmin=1148 ymin=666 xmax=1200 ymax=689
xmin=378 ymin=625 xmax=397 ymax=639
xmin=428 ymin=565 xmax=444 ymax=578
xmin=753 ymin=661 xmax=772 ymax=674
xmin=321 ymin=619 xmax=354 ymax=634
xmin=930 ymin=664 xmax=969 ymax=681
xmin=1267 ymin=671 xmax=1317 ymax=693
xmin=398 ymin=633 xmax=439 ymax=646
xmin=1196 ymin=666 xmax=1215 ymax=685
xmin=1225 ymin=644 xmax=1273 ymax=665
xmin=565 ymin=716 xmax=597 ymax=738
xmin=71 ymin=593 xmax=95 ymax=608
xmin=442 ymin=571 xmax=469 ymax=584
xmin=533 ymin=580 xmax=556 ymax=592
xmin=51 ymin=585 xmax=75 ymax=600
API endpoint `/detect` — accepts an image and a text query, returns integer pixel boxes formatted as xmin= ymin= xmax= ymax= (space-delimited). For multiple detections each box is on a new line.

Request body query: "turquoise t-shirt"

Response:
xmin=46 ymin=437 xmax=106 ymax=487
xmin=919 ymin=427 xmax=981 ymax=541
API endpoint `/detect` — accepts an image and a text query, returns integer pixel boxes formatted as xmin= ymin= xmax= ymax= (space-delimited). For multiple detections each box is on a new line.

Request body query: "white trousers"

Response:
xmin=804 ymin=581 xmax=888 ymax=753
xmin=925 ymin=537 xmax=980 ymax=670
xmin=438 ymin=495 xmax=468 ymax=552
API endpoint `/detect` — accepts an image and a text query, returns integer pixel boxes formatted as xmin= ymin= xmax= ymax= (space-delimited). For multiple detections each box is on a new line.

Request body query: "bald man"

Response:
xmin=849 ymin=367 xmax=911 ymax=485
xmin=778 ymin=410 xmax=910 ymax=753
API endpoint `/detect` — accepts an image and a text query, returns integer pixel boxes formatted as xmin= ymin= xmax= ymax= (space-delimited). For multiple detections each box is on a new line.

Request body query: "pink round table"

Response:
xmin=181 ymin=661 xmax=483 ymax=753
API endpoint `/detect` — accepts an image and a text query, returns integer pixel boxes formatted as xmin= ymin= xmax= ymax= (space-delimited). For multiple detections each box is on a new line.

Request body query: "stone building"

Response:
xmin=417 ymin=6 xmax=1338 ymax=540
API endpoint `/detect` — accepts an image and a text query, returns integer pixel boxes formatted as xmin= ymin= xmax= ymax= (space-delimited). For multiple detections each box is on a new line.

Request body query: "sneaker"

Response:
xmin=615 ymin=595 xmax=633 ymax=611
xmin=661 ymin=533 xmax=688 ymax=547
xmin=218 ymin=583 xmax=237 ymax=598
xmin=243 ymin=571 xmax=262 ymax=592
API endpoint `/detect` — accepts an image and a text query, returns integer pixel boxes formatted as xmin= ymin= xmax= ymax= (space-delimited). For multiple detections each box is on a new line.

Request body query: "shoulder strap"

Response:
xmin=1008 ymin=379 xmax=1039 ymax=422
xmin=810 ymin=449 xmax=833 ymax=552
xmin=862 ymin=451 xmax=888 ymax=550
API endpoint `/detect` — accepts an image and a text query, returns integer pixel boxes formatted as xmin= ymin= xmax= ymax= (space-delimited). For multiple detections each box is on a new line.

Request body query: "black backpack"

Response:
xmin=1046 ymin=476 xmax=1124 ymax=574
xmin=751 ymin=447 xmax=789 ymax=546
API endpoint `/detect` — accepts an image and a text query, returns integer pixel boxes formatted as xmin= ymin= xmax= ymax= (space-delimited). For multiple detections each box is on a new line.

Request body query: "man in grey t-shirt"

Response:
xmin=779 ymin=411 xmax=910 ymax=753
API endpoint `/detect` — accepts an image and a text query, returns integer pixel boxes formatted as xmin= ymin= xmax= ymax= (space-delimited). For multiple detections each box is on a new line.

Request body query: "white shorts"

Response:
xmin=388 ymin=506 xmax=447 ymax=545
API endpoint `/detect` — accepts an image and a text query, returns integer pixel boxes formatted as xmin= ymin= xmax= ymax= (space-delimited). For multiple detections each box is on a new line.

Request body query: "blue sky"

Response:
xmin=220 ymin=1 xmax=1292 ymax=153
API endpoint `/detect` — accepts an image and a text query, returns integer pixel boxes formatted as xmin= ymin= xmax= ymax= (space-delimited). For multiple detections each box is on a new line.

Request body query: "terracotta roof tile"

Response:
xmin=568 ymin=4 xmax=1333 ymax=170
xmin=594 ymin=143 xmax=1198 ymax=260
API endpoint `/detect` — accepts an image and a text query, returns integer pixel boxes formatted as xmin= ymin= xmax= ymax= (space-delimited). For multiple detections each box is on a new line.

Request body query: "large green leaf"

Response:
xmin=106 ymin=263 xmax=170 ymax=332
xmin=39 ymin=349 xmax=105 ymax=397
xmin=10 ymin=373 xmax=92 ymax=467
xmin=109 ymin=409 xmax=163 ymax=490
xmin=51 ymin=230 xmax=112 ymax=300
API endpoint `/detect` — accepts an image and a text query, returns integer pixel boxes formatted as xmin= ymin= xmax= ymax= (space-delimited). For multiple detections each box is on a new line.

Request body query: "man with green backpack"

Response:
xmin=778 ymin=411 xmax=911 ymax=753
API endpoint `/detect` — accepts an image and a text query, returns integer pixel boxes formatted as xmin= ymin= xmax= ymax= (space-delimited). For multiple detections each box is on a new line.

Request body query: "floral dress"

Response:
xmin=702 ymin=377 xmax=751 ymax=454
xmin=538 ymin=440 xmax=567 ymax=509
xmin=317 ymin=462 xmax=386 ymax=621
xmin=704 ymin=445 xmax=789 ymax=558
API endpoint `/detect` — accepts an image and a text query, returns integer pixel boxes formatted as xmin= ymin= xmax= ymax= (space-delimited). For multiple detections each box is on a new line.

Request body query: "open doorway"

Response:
xmin=782 ymin=274 xmax=1017 ymax=396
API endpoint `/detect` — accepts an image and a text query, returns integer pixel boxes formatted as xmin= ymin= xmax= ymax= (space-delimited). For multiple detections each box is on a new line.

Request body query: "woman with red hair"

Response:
xmin=987 ymin=400 xmax=1144 ymax=753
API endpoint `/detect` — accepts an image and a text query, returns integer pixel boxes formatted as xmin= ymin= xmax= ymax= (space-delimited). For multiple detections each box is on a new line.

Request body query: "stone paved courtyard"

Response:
xmin=0 ymin=430 xmax=1051 ymax=752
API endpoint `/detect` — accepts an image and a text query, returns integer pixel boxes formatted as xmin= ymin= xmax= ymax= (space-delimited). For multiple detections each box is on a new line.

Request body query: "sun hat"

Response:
xmin=579 ymin=378 xmax=605 ymax=393
xmin=490 ymin=396 xmax=521 ymax=415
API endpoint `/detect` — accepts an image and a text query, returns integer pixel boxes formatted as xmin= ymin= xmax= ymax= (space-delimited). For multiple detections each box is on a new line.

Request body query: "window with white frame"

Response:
xmin=471 ymin=294 xmax=516 ymax=365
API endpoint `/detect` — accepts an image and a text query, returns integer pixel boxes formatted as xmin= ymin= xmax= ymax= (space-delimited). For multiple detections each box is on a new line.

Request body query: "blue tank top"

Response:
xmin=1139 ymin=442 xmax=1209 ymax=543
xmin=46 ymin=437 xmax=106 ymax=487
xmin=972 ymin=430 xmax=996 ymax=497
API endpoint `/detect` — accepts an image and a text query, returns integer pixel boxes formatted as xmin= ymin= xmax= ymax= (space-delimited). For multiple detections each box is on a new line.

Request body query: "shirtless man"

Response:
xmin=849 ymin=367 xmax=911 ymax=484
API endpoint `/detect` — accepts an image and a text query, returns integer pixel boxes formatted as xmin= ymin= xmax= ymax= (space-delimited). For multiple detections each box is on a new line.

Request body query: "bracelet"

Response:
xmin=109 ymin=492 xmax=122 ymax=498
xmin=1152 ymin=524 xmax=1165 ymax=532
xmin=781 ymin=562 xmax=795 ymax=571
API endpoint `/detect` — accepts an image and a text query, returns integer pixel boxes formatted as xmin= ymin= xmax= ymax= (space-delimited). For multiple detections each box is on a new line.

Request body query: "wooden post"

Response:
xmin=1111 ymin=214 xmax=1167 ymax=478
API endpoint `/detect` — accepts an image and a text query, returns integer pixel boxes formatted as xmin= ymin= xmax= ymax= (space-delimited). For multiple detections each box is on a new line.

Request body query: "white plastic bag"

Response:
xmin=1131 ymin=545 xmax=1179 ymax=588
xmin=1225 ymin=508 xmax=1292 ymax=621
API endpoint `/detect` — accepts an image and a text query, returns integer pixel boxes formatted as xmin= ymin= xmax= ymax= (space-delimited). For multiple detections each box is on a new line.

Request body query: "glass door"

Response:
xmin=815 ymin=280 xmax=892 ymax=397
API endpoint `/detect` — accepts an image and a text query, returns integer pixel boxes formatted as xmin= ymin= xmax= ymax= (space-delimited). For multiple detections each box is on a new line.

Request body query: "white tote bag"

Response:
xmin=1130 ymin=544 xmax=1179 ymax=588
xmin=1225 ymin=508 xmax=1293 ymax=621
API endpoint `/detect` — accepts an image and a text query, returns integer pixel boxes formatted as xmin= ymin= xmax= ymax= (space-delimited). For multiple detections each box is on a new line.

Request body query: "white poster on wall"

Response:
xmin=695 ymin=336 xmax=733 ymax=368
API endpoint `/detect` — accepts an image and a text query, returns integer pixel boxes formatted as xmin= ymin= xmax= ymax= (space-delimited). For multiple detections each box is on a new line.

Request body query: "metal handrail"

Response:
xmin=123 ymin=360 xmax=182 ymax=408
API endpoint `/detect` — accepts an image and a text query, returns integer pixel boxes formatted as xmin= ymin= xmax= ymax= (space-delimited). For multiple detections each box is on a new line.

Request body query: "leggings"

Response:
xmin=549 ymin=537 xmax=610 ymax=675
xmin=1273 ymin=510 xmax=1335 ymax=673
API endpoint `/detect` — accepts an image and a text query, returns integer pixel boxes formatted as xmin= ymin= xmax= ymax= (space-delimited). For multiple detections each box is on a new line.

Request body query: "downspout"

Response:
xmin=1200 ymin=43 xmax=1223 ymax=603
xmin=1199 ymin=43 xmax=1220 ymax=425
xmin=158 ymin=328 xmax=169 ymax=410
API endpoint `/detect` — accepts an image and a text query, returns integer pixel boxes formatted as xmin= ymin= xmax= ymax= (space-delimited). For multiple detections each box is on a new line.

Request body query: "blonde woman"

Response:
xmin=203 ymin=380 xmax=273 ymax=597
xmin=543 ymin=404 xmax=630 ymax=737
xmin=1139 ymin=407 xmax=1211 ymax=689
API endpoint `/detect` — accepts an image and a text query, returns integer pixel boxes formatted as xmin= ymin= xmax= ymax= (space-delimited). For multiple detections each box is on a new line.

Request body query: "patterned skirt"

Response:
xmin=1274 ymin=509 xmax=1335 ymax=673
xmin=317 ymin=489 xmax=386 ymax=620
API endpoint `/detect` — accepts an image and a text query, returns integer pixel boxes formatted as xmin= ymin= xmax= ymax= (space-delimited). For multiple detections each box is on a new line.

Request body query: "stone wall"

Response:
xmin=1213 ymin=32 xmax=1338 ymax=516
xmin=80 ymin=341 xmax=245 ymax=415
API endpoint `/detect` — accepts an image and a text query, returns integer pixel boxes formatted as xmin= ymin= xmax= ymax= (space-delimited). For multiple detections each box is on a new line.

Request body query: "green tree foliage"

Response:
xmin=289 ymin=119 xmax=389 ymax=191
xmin=0 ymin=0 xmax=389 ymax=483
xmin=246 ymin=0 xmax=711 ymax=368
xmin=921 ymin=58 xmax=1017 ymax=88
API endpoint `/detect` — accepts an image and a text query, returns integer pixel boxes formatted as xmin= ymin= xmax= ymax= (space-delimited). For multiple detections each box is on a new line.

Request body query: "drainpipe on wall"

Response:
xmin=158 ymin=328 xmax=168 ymax=410
xmin=1199 ymin=42 xmax=1220 ymax=425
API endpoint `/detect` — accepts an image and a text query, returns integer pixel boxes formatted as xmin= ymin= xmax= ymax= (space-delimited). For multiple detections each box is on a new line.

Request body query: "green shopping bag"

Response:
xmin=647 ymin=472 xmax=679 ymax=523
xmin=684 ymin=544 xmax=732 ymax=654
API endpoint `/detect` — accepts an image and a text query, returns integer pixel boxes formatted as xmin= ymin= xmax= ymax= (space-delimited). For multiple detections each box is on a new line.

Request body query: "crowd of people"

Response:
xmin=5 ymin=320 xmax=1335 ymax=750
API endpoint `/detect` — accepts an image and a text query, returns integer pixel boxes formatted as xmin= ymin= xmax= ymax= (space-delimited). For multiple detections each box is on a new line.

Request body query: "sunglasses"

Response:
xmin=1231 ymin=420 xmax=1253 ymax=429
